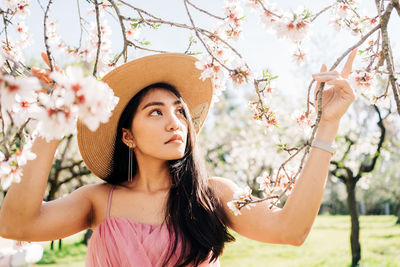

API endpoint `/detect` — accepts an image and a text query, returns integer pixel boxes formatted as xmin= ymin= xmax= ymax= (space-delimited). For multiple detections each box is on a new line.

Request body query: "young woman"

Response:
xmin=0 ymin=52 xmax=356 ymax=266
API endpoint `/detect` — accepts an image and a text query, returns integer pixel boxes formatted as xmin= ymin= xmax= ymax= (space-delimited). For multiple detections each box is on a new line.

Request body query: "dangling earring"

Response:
xmin=128 ymin=146 xmax=133 ymax=182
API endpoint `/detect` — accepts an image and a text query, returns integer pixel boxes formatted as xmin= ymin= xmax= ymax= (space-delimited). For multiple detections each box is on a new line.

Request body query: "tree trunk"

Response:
xmin=82 ymin=229 xmax=93 ymax=245
xmin=396 ymin=208 xmax=400 ymax=224
xmin=346 ymin=180 xmax=361 ymax=266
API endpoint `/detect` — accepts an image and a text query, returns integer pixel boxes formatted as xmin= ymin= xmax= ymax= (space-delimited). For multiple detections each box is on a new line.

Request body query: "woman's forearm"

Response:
xmin=0 ymin=136 xmax=60 ymax=234
xmin=281 ymin=120 xmax=339 ymax=243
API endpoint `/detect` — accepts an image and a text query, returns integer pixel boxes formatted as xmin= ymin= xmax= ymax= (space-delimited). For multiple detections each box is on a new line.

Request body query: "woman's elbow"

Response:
xmin=289 ymin=228 xmax=310 ymax=246
xmin=0 ymin=223 xmax=26 ymax=241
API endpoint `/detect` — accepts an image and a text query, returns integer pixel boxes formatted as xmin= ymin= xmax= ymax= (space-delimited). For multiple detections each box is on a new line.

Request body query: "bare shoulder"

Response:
xmin=79 ymin=182 xmax=112 ymax=200
xmin=207 ymin=176 xmax=239 ymax=202
xmin=71 ymin=182 xmax=110 ymax=204
xmin=208 ymin=176 xmax=238 ymax=188
xmin=73 ymin=182 xmax=112 ymax=229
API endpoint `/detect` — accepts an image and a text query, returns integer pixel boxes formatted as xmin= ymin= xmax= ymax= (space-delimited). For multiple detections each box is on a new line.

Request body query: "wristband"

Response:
xmin=311 ymin=139 xmax=336 ymax=155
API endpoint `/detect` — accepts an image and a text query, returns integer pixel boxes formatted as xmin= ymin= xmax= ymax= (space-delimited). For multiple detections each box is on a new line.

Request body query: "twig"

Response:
xmin=8 ymin=118 xmax=30 ymax=150
xmin=183 ymin=0 xmax=232 ymax=73
xmin=118 ymin=0 xmax=162 ymax=21
xmin=120 ymin=15 xmax=245 ymax=60
xmin=59 ymin=134 xmax=73 ymax=166
xmin=43 ymin=0 xmax=55 ymax=72
xmin=375 ymin=70 xmax=400 ymax=75
xmin=184 ymin=36 xmax=195 ymax=54
xmin=186 ymin=0 xmax=225 ymax=20
xmin=255 ymin=0 xmax=282 ymax=18
xmin=330 ymin=24 xmax=381 ymax=71
xmin=366 ymin=33 xmax=381 ymax=72
xmin=311 ymin=5 xmax=334 ymax=22
xmin=108 ymin=0 xmax=128 ymax=65
xmin=92 ymin=0 xmax=101 ymax=77
xmin=345 ymin=0 xmax=361 ymax=18
xmin=76 ymin=0 xmax=84 ymax=48
xmin=127 ymin=40 xmax=170 ymax=54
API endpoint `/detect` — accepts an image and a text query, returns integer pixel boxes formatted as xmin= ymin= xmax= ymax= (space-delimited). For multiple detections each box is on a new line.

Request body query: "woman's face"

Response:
xmin=127 ymin=88 xmax=188 ymax=161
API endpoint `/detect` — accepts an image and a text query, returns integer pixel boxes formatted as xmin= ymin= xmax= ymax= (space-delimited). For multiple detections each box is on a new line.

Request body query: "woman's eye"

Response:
xmin=177 ymin=108 xmax=185 ymax=115
xmin=150 ymin=110 xmax=162 ymax=116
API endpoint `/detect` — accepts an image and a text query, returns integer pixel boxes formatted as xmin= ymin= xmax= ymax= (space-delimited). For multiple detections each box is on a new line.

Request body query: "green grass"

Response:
xmin=220 ymin=215 xmax=400 ymax=267
xmin=34 ymin=215 xmax=400 ymax=266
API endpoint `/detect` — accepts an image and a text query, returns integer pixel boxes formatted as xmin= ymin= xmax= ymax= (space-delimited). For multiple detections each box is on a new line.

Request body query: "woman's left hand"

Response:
xmin=312 ymin=48 xmax=357 ymax=123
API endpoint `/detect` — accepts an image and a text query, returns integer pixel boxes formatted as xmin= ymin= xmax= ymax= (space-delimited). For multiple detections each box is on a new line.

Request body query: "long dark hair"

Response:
xmin=105 ymin=83 xmax=235 ymax=266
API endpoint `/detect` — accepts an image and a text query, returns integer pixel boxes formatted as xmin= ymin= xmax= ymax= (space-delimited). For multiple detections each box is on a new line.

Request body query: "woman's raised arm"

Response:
xmin=0 ymin=136 xmax=93 ymax=242
xmin=209 ymin=49 xmax=357 ymax=246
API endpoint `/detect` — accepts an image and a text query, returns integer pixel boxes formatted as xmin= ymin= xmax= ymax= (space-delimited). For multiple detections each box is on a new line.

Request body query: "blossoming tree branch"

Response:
xmin=0 ymin=0 xmax=399 ymax=215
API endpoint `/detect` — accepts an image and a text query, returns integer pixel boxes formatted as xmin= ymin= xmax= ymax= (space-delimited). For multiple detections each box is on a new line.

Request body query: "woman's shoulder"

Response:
xmin=208 ymin=176 xmax=238 ymax=190
xmin=77 ymin=182 xmax=115 ymax=208
xmin=207 ymin=176 xmax=239 ymax=201
xmin=77 ymin=181 xmax=111 ymax=197
xmin=76 ymin=182 xmax=115 ymax=229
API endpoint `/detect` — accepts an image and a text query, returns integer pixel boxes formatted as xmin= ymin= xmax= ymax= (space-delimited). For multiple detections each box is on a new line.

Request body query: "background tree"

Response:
xmin=329 ymin=102 xmax=390 ymax=266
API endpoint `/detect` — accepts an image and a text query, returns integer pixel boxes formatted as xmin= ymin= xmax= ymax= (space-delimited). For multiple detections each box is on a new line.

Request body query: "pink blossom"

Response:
xmin=11 ymin=98 xmax=41 ymax=127
xmin=334 ymin=3 xmax=351 ymax=19
xmin=14 ymin=140 xmax=36 ymax=166
xmin=256 ymin=172 xmax=273 ymax=191
xmin=329 ymin=17 xmax=343 ymax=32
xmin=4 ymin=0 xmax=30 ymax=18
xmin=49 ymin=66 xmax=119 ymax=132
xmin=46 ymin=21 xmax=61 ymax=46
xmin=0 ymin=159 xmax=23 ymax=190
xmin=1 ymin=39 xmax=24 ymax=62
xmin=125 ymin=24 xmax=141 ymax=42
xmin=195 ymin=53 xmax=228 ymax=97
xmin=0 ymin=75 xmax=41 ymax=111
xmin=349 ymin=70 xmax=376 ymax=100
xmin=227 ymin=200 xmax=241 ymax=216
xmin=292 ymin=48 xmax=307 ymax=65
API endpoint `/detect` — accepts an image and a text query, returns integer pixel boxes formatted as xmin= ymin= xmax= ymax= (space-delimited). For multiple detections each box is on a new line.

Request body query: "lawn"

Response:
xmin=34 ymin=215 xmax=400 ymax=267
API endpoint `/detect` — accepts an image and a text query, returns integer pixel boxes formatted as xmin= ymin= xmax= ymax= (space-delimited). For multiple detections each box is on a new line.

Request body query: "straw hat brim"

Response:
xmin=77 ymin=53 xmax=213 ymax=179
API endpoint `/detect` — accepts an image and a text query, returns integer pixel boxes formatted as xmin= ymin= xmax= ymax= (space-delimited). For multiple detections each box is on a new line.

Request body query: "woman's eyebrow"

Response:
xmin=141 ymin=100 xmax=182 ymax=110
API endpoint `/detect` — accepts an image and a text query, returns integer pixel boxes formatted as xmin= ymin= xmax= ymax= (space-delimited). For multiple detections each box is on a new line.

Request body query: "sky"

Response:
xmin=5 ymin=0 xmax=400 ymax=102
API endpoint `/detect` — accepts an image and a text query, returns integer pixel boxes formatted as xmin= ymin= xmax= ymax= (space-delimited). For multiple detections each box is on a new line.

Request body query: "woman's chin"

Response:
xmin=163 ymin=152 xmax=185 ymax=160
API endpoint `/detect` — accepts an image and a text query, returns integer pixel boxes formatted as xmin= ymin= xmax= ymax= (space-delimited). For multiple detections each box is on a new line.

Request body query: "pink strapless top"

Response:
xmin=85 ymin=185 xmax=220 ymax=267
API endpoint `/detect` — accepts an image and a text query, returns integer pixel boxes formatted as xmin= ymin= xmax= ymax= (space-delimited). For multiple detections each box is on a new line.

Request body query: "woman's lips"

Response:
xmin=165 ymin=134 xmax=184 ymax=144
xmin=166 ymin=139 xmax=183 ymax=144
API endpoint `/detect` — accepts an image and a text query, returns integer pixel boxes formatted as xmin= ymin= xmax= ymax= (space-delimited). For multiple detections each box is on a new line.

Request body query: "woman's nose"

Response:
xmin=166 ymin=112 xmax=180 ymax=131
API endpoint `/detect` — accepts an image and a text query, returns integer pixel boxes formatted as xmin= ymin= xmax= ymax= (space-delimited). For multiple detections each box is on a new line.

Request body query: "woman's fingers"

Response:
xmin=312 ymin=75 xmax=341 ymax=81
xmin=313 ymin=70 xmax=339 ymax=76
xmin=341 ymin=48 xmax=357 ymax=79
xmin=326 ymin=79 xmax=355 ymax=98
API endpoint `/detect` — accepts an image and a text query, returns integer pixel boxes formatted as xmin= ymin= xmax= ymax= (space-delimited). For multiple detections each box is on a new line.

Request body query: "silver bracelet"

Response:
xmin=311 ymin=139 xmax=336 ymax=155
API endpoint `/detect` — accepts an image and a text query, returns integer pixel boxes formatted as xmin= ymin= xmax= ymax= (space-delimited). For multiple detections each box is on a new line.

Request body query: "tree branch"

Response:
xmin=356 ymin=105 xmax=386 ymax=181
xmin=108 ymin=0 xmax=128 ymax=66
xmin=43 ymin=0 xmax=55 ymax=72
xmin=186 ymin=0 xmax=225 ymax=20
xmin=92 ymin=0 xmax=102 ymax=77
xmin=311 ymin=5 xmax=333 ymax=22
xmin=330 ymin=24 xmax=381 ymax=71
xmin=379 ymin=1 xmax=400 ymax=114
xmin=393 ymin=0 xmax=400 ymax=17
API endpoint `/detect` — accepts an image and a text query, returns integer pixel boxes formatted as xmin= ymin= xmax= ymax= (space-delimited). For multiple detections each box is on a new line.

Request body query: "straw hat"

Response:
xmin=76 ymin=53 xmax=213 ymax=179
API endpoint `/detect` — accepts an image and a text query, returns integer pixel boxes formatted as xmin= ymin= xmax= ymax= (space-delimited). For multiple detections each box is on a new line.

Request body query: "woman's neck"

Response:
xmin=129 ymin=154 xmax=172 ymax=193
